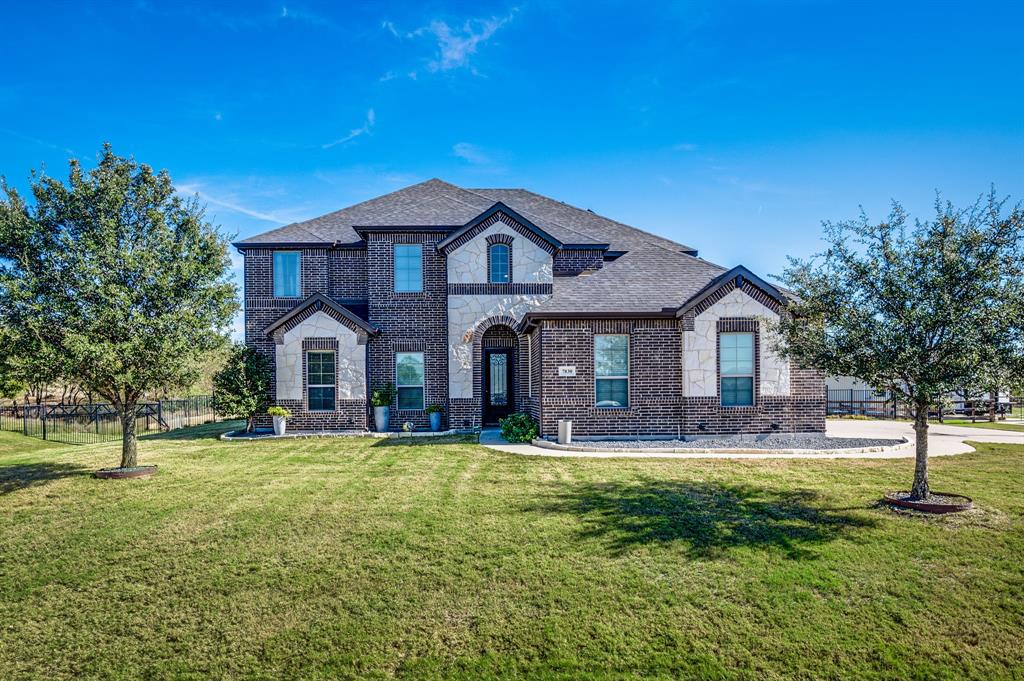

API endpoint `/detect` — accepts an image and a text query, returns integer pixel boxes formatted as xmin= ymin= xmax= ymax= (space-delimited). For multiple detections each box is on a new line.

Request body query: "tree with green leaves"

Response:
xmin=776 ymin=192 xmax=1024 ymax=500
xmin=0 ymin=145 xmax=238 ymax=469
xmin=212 ymin=344 xmax=272 ymax=433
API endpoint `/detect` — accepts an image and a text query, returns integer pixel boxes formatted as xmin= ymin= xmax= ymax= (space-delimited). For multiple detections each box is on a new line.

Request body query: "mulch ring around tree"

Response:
xmin=94 ymin=465 xmax=158 ymax=480
xmin=883 ymin=491 xmax=973 ymax=514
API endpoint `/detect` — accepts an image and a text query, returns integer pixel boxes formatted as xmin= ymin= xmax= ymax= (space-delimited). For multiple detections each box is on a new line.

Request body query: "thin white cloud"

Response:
xmin=452 ymin=142 xmax=491 ymax=165
xmin=322 ymin=108 xmax=376 ymax=149
xmin=384 ymin=8 xmax=519 ymax=75
xmin=177 ymin=182 xmax=296 ymax=223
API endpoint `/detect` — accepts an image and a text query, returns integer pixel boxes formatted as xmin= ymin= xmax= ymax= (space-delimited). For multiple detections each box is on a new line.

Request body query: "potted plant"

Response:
xmin=371 ymin=383 xmax=396 ymax=433
xmin=267 ymin=406 xmax=291 ymax=436
xmin=425 ymin=403 xmax=445 ymax=432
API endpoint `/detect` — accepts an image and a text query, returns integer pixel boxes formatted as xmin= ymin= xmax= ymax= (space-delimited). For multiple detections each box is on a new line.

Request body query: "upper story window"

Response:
xmin=488 ymin=243 xmax=510 ymax=283
xmin=396 ymin=351 xmax=425 ymax=410
xmin=273 ymin=251 xmax=300 ymax=297
xmin=394 ymin=244 xmax=423 ymax=292
xmin=720 ymin=332 xmax=755 ymax=406
xmin=594 ymin=334 xmax=629 ymax=408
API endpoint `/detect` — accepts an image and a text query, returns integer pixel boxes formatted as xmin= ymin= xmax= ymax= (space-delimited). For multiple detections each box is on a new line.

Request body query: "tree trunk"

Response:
xmin=989 ymin=389 xmax=997 ymax=422
xmin=246 ymin=415 xmax=254 ymax=433
xmin=910 ymin=405 xmax=930 ymax=500
xmin=120 ymin=408 xmax=138 ymax=469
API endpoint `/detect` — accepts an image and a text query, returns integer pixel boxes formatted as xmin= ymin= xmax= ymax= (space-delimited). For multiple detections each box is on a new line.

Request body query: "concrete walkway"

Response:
xmin=479 ymin=420 xmax=1022 ymax=459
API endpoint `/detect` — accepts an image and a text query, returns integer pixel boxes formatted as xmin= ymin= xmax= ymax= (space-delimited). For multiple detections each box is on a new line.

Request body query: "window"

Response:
xmin=396 ymin=352 xmax=425 ymax=410
xmin=595 ymin=334 xmax=629 ymax=407
xmin=394 ymin=244 xmax=423 ymax=292
xmin=489 ymin=243 xmax=510 ymax=283
xmin=720 ymin=332 xmax=754 ymax=406
xmin=307 ymin=351 xmax=336 ymax=411
xmin=273 ymin=251 xmax=300 ymax=297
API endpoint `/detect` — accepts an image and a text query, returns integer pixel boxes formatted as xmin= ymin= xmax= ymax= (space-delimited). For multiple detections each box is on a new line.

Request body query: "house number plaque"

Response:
xmin=558 ymin=366 xmax=576 ymax=377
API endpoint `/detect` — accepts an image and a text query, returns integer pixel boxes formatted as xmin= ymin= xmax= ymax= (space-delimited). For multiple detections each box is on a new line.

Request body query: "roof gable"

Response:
xmin=675 ymin=265 xmax=784 ymax=317
xmin=436 ymin=202 xmax=563 ymax=254
xmin=263 ymin=293 xmax=378 ymax=340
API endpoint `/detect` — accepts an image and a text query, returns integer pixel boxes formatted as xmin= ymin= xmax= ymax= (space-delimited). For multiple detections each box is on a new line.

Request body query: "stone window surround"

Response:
xmin=716 ymin=318 xmax=760 ymax=411
xmin=273 ymin=250 xmax=302 ymax=298
xmin=594 ymin=333 xmax=630 ymax=409
xmin=486 ymin=233 xmax=514 ymax=284
xmin=302 ymin=337 xmax=339 ymax=412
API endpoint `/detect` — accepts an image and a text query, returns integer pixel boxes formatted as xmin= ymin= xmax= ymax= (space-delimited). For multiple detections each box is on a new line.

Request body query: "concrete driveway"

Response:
xmin=826 ymin=419 xmax=1022 ymax=456
xmin=480 ymin=420 xmax=1022 ymax=459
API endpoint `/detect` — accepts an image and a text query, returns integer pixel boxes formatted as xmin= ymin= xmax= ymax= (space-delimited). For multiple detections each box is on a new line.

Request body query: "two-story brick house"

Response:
xmin=236 ymin=179 xmax=825 ymax=437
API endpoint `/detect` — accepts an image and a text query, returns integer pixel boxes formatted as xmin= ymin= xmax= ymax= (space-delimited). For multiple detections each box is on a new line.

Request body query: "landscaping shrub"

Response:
xmin=499 ymin=412 xmax=538 ymax=442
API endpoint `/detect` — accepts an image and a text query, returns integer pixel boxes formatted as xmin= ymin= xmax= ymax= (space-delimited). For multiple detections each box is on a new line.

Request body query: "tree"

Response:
xmin=776 ymin=192 xmax=1024 ymax=500
xmin=211 ymin=344 xmax=272 ymax=432
xmin=0 ymin=145 xmax=238 ymax=468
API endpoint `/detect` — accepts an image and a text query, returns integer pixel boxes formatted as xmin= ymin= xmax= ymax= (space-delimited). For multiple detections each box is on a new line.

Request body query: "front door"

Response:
xmin=483 ymin=349 xmax=513 ymax=425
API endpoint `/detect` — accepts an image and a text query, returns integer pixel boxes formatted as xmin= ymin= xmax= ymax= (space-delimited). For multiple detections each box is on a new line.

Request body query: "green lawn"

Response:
xmin=1 ymin=425 xmax=1022 ymax=680
xmin=940 ymin=420 xmax=1024 ymax=433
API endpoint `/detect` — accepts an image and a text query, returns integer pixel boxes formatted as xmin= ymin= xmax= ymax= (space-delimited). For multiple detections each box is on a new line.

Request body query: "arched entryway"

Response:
xmin=481 ymin=324 xmax=517 ymax=425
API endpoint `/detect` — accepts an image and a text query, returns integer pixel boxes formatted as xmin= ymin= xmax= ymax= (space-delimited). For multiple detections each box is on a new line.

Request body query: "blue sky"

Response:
xmin=2 ymin=0 xmax=1022 ymax=324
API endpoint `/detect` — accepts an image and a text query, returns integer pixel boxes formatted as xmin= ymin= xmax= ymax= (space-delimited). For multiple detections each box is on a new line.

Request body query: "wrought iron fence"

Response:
xmin=0 ymin=396 xmax=217 ymax=445
xmin=826 ymin=389 xmax=1023 ymax=421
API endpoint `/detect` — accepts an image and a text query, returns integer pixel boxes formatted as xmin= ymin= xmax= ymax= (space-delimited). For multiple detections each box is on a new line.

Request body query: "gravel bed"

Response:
xmin=562 ymin=435 xmax=905 ymax=450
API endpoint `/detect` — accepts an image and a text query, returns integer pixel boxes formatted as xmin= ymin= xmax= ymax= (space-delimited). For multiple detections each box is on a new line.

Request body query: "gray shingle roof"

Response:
xmin=531 ymin=247 xmax=728 ymax=315
xmin=234 ymin=179 xmax=697 ymax=253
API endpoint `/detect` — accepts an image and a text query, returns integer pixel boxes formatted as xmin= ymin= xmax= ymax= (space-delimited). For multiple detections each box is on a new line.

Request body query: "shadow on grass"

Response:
xmin=143 ymin=420 xmax=244 ymax=442
xmin=0 ymin=462 xmax=92 ymax=495
xmin=532 ymin=480 xmax=877 ymax=559
xmin=371 ymin=434 xmax=478 ymax=448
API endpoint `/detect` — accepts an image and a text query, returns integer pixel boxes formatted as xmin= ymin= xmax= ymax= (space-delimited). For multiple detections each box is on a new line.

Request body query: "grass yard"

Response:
xmin=1 ymin=424 xmax=1022 ymax=680
xmin=939 ymin=420 xmax=1024 ymax=433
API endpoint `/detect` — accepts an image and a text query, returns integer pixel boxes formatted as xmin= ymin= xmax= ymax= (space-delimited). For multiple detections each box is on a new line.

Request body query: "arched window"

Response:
xmin=489 ymin=243 xmax=510 ymax=283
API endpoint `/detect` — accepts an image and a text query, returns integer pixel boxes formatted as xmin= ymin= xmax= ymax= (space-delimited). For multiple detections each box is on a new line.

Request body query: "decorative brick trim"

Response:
xmin=270 ymin=299 xmax=370 ymax=343
xmin=486 ymin=233 xmax=514 ymax=245
xmin=447 ymin=283 xmax=552 ymax=295
xmin=692 ymin=279 xmax=782 ymax=316
xmin=302 ymin=337 xmax=339 ymax=350
xmin=394 ymin=340 xmax=426 ymax=352
xmin=443 ymin=211 xmax=557 ymax=254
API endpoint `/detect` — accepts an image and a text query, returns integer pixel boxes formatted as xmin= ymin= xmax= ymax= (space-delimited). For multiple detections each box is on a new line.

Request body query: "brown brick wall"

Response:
xmin=366 ymin=232 xmax=449 ymax=431
xmin=533 ymin=317 xmax=825 ymax=438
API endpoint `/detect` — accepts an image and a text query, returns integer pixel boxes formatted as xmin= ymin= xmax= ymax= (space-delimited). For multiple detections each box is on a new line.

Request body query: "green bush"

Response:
xmin=371 ymin=383 xmax=396 ymax=408
xmin=425 ymin=403 xmax=445 ymax=414
xmin=499 ymin=412 xmax=538 ymax=443
xmin=267 ymin=406 xmax=291 ymax=418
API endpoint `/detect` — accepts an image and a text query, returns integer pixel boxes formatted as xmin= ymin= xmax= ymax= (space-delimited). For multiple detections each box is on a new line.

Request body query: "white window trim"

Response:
xmin=273 ymin=251 xmax=301 ymax=298
xmin=306 ymin=350 xmax=336 ymax=412
xmin=719 ymin=332 xmax=755 ymax=407
xmin=594 ymin=334 xmax=629 ymax=408
xmin=395 ymin=351 xmax=425 ymax=410
xmin=394 ymin=244 xmax=423 ymax=293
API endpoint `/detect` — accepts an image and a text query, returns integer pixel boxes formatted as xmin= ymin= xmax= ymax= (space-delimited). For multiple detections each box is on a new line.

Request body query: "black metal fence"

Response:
xmin=0 ymin=396 xmax=217 ymax=445
xmin=827 ymin=389 xmax=1023 ymax=420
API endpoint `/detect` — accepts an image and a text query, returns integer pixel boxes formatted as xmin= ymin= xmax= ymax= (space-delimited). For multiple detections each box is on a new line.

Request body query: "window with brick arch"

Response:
xmin=488 ymin=243 xmax=510 ymax=283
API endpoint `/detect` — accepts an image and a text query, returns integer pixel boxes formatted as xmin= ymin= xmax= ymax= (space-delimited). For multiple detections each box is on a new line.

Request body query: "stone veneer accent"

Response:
xmin=684 ymin=287 xmax=790 ymax=397
xmin=274 ymin=311 xmax=366 ymax=402
xmin=446 ymin=221 xmax=553 ymax=284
